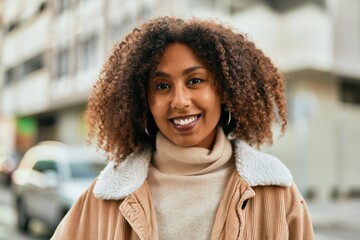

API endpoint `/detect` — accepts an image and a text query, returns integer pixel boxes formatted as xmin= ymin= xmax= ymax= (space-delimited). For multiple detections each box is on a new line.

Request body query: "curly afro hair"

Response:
xmin=85 ymin=16 xmax=287 ymax=163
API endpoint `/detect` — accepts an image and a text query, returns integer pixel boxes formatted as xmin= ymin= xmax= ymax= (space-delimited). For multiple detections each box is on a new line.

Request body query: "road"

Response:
xmin=1 ymin=183 xmax=360 ymax=239
xmin=308 ymin=199 xmax=360 ymax=240
xmin=0 ymin=184 xmax=49 ymax=240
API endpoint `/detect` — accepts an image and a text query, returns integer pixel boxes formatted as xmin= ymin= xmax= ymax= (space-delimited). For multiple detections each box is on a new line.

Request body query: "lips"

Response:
xmin=170 ymin=114 xmax=200 ymax=132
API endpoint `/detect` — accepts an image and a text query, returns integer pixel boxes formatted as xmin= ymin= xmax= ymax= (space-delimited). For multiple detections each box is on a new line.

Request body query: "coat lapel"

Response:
xmin=119 ymin=181 xmax=159 ymax=240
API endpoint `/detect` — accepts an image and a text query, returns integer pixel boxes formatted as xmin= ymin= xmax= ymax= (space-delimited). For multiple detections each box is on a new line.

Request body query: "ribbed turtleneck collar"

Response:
xmin=152 ymin=127 xmax=233 ymax=176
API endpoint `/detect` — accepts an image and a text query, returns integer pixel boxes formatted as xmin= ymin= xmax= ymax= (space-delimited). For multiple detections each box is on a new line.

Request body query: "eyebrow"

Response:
xmin=153 ymin=65 xmax=206 ymax=78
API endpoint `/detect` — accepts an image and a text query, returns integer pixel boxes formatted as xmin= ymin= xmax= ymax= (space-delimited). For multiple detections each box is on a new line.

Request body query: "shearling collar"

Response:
xmin=93 ymin=140 xmax=293 ymax=200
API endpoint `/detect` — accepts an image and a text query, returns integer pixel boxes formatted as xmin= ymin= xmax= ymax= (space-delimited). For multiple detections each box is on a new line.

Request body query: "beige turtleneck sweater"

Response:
xmin=147 ymin=127 xmax=235 ymax=240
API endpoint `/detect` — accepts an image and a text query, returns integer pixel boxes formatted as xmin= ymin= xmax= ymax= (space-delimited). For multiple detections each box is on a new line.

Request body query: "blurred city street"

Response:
xmin=308 ymin=200 xmax=360 ymax=240
xmin=1 ymin=182 xmax=360 ymax=240
xmin=0 ymin=184 xmax=49 ymax=240
xmin=0 ymin=0 xmax=360 ymax=239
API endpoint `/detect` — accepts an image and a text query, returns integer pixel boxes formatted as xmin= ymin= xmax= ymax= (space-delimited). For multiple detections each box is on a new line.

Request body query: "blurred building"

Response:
xmin=0 ymin=0 xmax=359 ymax=200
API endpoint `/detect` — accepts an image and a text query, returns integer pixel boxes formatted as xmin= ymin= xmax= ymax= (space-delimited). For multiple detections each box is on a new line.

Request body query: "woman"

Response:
xmin=52 ymin=17 xmax=314 ymax=239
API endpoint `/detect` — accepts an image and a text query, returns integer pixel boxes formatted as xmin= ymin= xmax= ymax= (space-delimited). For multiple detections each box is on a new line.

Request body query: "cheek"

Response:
xmin=211 ymin=96 xmax=222 ymax=121
xmin=205 ymin=91 xmax=221 ymax=113
xmin=202 ymin=85 xmax=220 ymax=102
xmin=148 ymin=96 xmax=163 ymax=119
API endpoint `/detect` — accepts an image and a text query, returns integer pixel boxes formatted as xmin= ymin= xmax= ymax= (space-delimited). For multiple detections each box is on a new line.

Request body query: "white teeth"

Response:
xmin=173 ymin=116 xmax=198 ymax=126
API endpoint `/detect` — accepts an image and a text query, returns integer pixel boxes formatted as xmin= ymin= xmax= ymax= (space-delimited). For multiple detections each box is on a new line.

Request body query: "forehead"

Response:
xmin=156 ymin=43 xmax=205 ymax=70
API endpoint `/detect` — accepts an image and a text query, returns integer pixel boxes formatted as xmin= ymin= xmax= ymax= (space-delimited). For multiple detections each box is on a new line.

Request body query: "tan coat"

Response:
xmin=52 ymin=140 xmax=314 ymax=240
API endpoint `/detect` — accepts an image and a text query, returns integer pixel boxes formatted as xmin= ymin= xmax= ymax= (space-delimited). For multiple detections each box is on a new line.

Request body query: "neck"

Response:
xmin=153 ymin=127 xmax=233 ymax=175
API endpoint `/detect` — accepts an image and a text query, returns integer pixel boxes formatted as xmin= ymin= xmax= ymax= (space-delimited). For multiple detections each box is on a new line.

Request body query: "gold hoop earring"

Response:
xmin=223 ymin=106 xmax=232 ymax=126
xmin=145 ymin=113 xmax=157 ymax=137
xmin=145 ymin=122 xmax=157 ymax=137
xmin=226 ymin=111 xmax=231 ymax=126
xmin=145 ymin=127 xmax=151 ymax=137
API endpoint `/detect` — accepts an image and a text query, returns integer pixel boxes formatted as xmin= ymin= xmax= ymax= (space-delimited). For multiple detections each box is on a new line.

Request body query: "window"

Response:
xmin=4 ymin=54 xmax=44 ymax=85
xmin=265 ymin=0 xmax=325 ymax=11
xmin=55 ymin=48 xmax=70 ymax=78
xmin=5 ymin=65 xmax=22 ymax=85
xmin=223 ymin=0 xmax=325 ymax=13
xmin=37 ymin=115 xmax=57 ymax=142
xmin=38 ymin=2 xmax=48 ymax=13
xmin=111 ymin=16 xmax=133 ymax=43
xmin=340 ymin=79 xmax=360 ymax=105
xmin=5 ymin=68 xmax=16 ymax=84
xmin=23 ymin=54 xmax=44 ymax=75
xmin=57 ymin=0 xmax=71 ymax=14
xmin=33 ymin=160 xmax=58 ymax=173
xmin=78 ymin=35 xmax=99 ymax=71
xmin=70 ymin=162 xmax=105 ymax=179
xmin=136 ymin=5 xmax=152 ymax=23
xmin=190 ymin=0 xmax=216 ymax=9
xmin=7 ymin=21 xmax=19 ymax=32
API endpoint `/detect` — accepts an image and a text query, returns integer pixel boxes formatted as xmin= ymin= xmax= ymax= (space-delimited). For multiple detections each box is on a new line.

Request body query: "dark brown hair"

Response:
xmin=85 ymin=16 xmax=287 ymax=163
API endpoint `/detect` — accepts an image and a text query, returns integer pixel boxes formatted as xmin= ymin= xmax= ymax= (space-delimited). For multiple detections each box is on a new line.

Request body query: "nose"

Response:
xmin=170 ymin=85 xmax=191 ymax=109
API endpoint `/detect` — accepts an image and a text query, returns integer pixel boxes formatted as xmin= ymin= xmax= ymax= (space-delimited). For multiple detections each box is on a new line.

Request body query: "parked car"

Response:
xmin=11 ymin=141 xmax=106 ymax=233
xmin=0 ymin=148 xmax=20 ymax=186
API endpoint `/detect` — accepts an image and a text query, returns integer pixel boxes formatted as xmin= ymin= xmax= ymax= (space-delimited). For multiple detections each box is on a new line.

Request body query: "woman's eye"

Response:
xmin=155 ymin=83 xmax=170 ymax=90
xmin=188 ymin=78 xmax=203 ymax=85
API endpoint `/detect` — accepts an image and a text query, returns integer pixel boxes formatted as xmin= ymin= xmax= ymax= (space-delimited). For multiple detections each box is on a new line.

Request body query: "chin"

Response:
xmin=171 ymin=138 xmax=199 ymax=148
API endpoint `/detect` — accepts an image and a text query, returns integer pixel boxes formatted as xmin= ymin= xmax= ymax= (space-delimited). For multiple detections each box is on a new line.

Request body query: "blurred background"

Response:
xmin=0 ymin=0 xmax=359 ymax=239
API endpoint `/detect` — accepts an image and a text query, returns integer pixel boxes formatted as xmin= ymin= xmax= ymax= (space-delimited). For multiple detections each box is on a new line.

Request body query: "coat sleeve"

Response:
xmin=285 ymin=183 xmax=315 ymax=240
xmin=51 ymin=181 xmax=97 ymax=240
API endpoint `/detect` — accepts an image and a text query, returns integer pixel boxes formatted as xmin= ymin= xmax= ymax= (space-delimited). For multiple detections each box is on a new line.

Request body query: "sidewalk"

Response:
xmin=307 ymin=199 xmax=360 ymax=240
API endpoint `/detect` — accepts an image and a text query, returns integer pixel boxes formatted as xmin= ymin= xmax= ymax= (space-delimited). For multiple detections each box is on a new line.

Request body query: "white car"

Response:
xmin=11 ymin=141 xmax=106 ymax=232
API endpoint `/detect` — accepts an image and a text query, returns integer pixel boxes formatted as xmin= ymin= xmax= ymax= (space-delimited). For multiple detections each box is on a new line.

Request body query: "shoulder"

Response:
xmin=66 ymin=179 xmax=125 ymax=217
xmin=52 ymin=179 xmax=122 ymax=239
xmin=232 ymin=140 xmax=293 ymax=187
xmin=252 ymin=183 xmax=301 ymax=198
xmin=71 ymin=180 xmax=104 ymax=209
xmin=252 ymin=183 xmax=306 ymax=212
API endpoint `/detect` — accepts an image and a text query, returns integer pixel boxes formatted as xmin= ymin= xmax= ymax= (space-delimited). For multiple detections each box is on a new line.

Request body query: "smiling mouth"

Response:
xmin=172 ymin=115 xmax=199 ymax=125
xmin=170 ymin=114 xmax=200 ymax=131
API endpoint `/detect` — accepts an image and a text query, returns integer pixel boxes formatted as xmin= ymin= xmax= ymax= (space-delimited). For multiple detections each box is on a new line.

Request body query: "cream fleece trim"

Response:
xmin=93 ymin=141 xmax=293 ymax=200
xmin=93 ymin=149 xmax=151 ymax=200
xmin=233 ymin=140 xmax=293 ymax=188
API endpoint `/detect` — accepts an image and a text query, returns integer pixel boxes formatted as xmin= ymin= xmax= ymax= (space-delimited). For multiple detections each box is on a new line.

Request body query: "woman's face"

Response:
xmin=147 ymin=43 xmax=221 ymax=149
